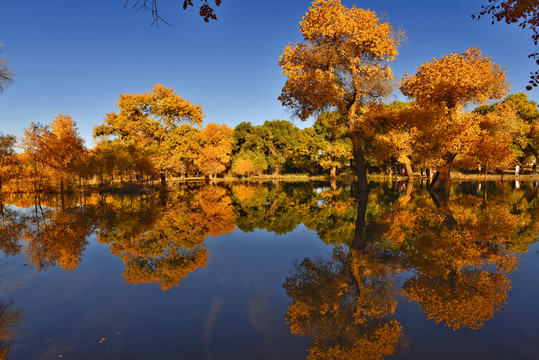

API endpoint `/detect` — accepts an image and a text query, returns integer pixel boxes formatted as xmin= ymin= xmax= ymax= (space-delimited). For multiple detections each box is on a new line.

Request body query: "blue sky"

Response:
xmin=0 ymin=0 xmax=535 ymax=146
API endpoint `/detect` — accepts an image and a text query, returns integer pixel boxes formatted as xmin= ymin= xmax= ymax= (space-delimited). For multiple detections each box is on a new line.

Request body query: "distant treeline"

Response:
xmin=0 ymin=85 xmax=537 ymax=193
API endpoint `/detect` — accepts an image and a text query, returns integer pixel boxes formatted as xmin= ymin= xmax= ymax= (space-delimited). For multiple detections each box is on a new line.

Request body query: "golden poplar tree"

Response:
xmin=94 ymin=84 xmax=204 ymax=185
xmin=400 ymin=47 xmax=509 ymax=190
xmin=279 ymin=0 xmax=403 ymax=190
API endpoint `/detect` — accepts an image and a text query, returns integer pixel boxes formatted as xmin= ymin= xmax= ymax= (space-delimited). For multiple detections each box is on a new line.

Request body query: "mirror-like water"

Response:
xmin=0 ymin=180 xmax=537 ymax=359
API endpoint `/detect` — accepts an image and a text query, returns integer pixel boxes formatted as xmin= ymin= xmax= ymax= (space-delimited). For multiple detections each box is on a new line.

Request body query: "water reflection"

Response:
xmin=0 ymin=300 xmax=22 ymax=359
xmin=0 ymin=181 xmax=536 ymax=359
xmin=93 ymin=186 xmax=235 ymax=290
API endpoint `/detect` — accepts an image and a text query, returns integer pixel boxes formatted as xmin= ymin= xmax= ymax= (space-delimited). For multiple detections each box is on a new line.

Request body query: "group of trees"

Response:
xmin=2 ymin=1 xmax=539 ymax=193
xmin=0 ymin=82 xmax=536 ymax=194
xmin=278 ymin=0 xmax=538 ymax=192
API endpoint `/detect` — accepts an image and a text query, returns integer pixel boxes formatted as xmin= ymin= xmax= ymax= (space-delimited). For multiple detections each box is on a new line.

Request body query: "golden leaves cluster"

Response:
xmin=400 ymin=47 xmax=509 ymax=109
xmin=279 ymin=0 xmax=403 ymax=120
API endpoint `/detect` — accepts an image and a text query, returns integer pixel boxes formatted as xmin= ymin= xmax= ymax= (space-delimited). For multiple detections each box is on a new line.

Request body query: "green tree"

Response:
xmin=504 ymin=92 xmax=539 ymax=160
xmin=314 ymin=112 xmax=353 ymax=177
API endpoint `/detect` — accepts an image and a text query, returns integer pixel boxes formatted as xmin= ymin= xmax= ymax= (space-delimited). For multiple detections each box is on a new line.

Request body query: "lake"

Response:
xmin=0 ymin=180 xmax=537 ymax=359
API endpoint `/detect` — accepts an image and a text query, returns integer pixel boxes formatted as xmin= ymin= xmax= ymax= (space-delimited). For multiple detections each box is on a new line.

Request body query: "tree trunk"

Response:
xmin=350 ymin=132 xmax=369 ymax=191
xmin=429 ymin=153 xmax=456 ymax=192
xmin=330 ymin=166 xmax=337 ymax=178
xmin=403 ymin=158 xmax=414 ymax=179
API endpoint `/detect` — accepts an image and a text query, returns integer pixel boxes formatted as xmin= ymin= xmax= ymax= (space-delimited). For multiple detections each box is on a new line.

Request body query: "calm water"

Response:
xmin=0 ymin=180 xmax=537 ymax=359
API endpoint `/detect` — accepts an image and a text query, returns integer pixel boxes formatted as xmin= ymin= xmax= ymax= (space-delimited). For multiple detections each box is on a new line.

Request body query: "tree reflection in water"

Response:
xmin=282 ymin=181 xmax=537 ymax=358
xmin=94 ymin=185 xmax=235 ymax=290
xmin=0 ymin=300 xmax=22 ymax=360
xmin=0 ymin=181 xmax=536 ymax=358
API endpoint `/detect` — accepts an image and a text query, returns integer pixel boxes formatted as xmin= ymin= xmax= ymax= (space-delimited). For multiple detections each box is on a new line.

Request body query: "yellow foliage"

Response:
xmin=401 ymin=47 xmax=509 ymax=109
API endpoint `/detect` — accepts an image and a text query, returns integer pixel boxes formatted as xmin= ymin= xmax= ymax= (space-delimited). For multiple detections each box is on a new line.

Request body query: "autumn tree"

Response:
xmin=196 ymin=123 xmax=233 ymax=179
xmin=231 ymin=151 xmax=260 ymax=177
xmin=400 ymin=47 xmax=509 ymax=191
xmin=44 ymin=114 xmax=86 ymax=192
xmin=279 ymin=0 xmax=403 ymax=190
xmin=0 ymin=134 xmax=17 ymax=192
xmin=165 ymin=124 xmax=202 ymax=177
xmin=19 ymin=123 xmax=51 ymax=192
xmin=473 ymin=1 xmax=539 ymax=89
xmin=94 ymin=84 xmax=204 ymax=185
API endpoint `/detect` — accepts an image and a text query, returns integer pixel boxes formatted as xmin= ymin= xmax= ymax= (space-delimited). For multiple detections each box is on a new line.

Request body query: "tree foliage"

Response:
xmin=399 ymin=47 xmax=509 ymax=190
xmin=94 ymin=84 xmax=204 ymax=183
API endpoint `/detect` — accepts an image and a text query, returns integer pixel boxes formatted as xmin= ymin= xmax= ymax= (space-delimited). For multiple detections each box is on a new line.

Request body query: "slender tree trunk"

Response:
xmin=160 ymin=172 xmax=166 ymax=186
xmin=350 ymin=132 xmax=369 ymax=191
xmin=429 ymin=153 xmax=456 ymax=192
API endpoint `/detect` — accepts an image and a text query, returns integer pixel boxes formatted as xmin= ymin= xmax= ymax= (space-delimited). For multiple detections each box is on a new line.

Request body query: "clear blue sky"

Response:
xmin=0 ymin=0 xmax=535 ymax=147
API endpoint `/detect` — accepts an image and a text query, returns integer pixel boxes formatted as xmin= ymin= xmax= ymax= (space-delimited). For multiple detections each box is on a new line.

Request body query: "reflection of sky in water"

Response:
xmin=0 ymin=181 xmax=536 ymax=359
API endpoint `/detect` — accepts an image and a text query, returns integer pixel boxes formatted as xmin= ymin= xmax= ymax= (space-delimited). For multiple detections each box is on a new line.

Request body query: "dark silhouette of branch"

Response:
xmin=472 ymin=1 xmax=539 ymax=90
xmin=124 ymin=0 xmax=221 ymax=26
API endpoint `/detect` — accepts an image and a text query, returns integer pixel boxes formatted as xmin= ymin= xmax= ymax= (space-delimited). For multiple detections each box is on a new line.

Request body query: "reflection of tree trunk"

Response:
xmin=350 ymin=189 xmax=371 ymax=252
xmin=350 ymin=133 xmax=369 ymax=191
xmin=405 ymin=180 xmax=414 ymax=197
xmin=429 ymin=153 xmax=456 ymax=192
xmin=160 ymin=173 xmax=166 ymax=186
xmin=429 ymin=187 xmax=456 ymax=229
